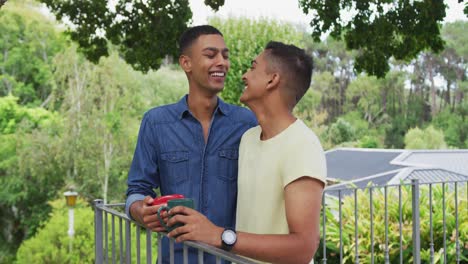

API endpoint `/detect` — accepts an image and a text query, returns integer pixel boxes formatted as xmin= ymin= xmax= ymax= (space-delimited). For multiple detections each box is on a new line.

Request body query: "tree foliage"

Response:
xmin=404 ymin=125 xmax=447 ymax=149
xmin=328 ymin=118 xmax=356 ymax=145
xmin=298 ymin=0 xmax=447 ymax=77
xmin=0 ymin=95 xmax=63 ymax=263
xmin=36 ymin=0 xmax=460 ymax=79
xmin=39 ymin=0 xmax=192 ymax=72
xmin=0 ymin=1 xmax=65 ymax=106
xmin=210 ymin=17 xmax=303 ymax=104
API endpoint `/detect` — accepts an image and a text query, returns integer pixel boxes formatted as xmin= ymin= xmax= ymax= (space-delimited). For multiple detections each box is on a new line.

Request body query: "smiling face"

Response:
xmin=180 ymin=34 xmax=230 ymax=95
xmin=240 ymin=51 xmax=272 ymax=105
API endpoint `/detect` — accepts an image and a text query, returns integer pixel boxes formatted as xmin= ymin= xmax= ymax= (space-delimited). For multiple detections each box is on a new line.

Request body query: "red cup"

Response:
xmin=152 ymin=194 xmax=185 ymax=206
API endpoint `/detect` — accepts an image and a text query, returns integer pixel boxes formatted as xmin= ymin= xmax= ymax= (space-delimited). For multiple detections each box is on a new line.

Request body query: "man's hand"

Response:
xmin=130 ymin=196 xmax=167 ymax=233
xmin=166 ymin=206 xmax=223 ymax=247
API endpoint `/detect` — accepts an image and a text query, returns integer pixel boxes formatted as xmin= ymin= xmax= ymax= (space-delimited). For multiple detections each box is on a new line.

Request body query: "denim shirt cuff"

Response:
xmin=125 ymin=194 xmax=146 ymax=220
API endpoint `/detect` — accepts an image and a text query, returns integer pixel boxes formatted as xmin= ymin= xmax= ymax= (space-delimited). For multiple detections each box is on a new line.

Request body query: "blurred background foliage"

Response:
xmin=0 ymin=0 xmax=466 ymax=262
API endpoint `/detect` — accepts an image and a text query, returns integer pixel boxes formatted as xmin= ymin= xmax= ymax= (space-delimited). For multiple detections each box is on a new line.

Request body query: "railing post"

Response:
xmin=125 ymin=219 xmax=131 ymax=264
xmin=321 ymin=191 xmax=326 ymax=264
xmin=411 ymin=180 xmax=421 ymax=264
xmin=94 ymin=199 xmax=104 ymax=264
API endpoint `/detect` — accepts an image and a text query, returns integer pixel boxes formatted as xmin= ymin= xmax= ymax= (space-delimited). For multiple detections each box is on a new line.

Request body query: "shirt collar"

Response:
xmin=176 ymin=95 xmax=230 ymax=119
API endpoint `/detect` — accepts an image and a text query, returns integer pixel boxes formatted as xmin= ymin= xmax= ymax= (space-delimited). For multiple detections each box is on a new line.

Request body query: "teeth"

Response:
xmin=210 ymin=72 xmax=225 ymax=77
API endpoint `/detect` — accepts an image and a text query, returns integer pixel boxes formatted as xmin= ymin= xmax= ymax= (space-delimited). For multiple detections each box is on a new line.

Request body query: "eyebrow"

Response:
xmin=202 ymin=47 xmax=230 ymax=53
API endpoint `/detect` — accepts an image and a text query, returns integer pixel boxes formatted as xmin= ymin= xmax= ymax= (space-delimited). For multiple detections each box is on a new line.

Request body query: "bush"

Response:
xmin=359 ymin=136 xmax=379 ymax=148
xmin=328 ymin=118 xmax=356 ymax=145
xmin=404 ymin=125 xmax=447 ymax=149
xmin=15 ymin=199 xmax=158 ymax=263
xmin=432 ymin=109 xmax=467 ymax=148
xmin=15 ymin=199 xmax=95 ymax=264
xmin=315 ymin=184 xmax=468 ymax=263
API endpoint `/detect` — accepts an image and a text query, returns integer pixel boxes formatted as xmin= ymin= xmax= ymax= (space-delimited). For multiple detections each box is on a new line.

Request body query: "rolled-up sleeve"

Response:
xmin=125 ymin=113 xmax=160 ymax=218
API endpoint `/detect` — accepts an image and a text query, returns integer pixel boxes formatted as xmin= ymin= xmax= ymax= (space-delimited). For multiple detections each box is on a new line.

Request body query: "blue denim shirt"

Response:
xmin=126 ymin=95 xmax=256 ymax=263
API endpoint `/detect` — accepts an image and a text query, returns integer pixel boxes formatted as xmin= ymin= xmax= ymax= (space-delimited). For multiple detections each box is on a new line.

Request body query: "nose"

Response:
xmin=215 ymin=53 xmax=229 ymax=68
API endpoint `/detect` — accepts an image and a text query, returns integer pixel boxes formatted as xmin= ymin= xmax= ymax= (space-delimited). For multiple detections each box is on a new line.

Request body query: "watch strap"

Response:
xmin=221 ymin=228 xmax=237 ymax=251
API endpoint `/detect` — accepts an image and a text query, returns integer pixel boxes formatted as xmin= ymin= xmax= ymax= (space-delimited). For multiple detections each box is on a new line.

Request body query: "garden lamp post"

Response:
xmin=64 ymin=191 xmax=78 ymax=252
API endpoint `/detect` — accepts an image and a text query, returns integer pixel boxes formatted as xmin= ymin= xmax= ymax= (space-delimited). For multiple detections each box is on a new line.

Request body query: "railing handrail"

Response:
xmin=94 ymin=200 xmax=256 ymax=264
xmin=323 ymin=178 xmax=467 ymax=192
xmin=320 ymin=178 xmax=467 ymax=264
xmin=95 ymin=179 xmax=467 ymax=264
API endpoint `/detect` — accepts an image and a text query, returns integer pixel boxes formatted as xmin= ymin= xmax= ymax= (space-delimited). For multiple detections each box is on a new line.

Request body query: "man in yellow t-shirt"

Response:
xmin=167 ymin=41 xmax=326 ymax=264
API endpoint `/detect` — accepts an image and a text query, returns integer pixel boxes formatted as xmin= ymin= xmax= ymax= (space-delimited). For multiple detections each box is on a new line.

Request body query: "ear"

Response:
xmin=179 ymin=55 xmax=192 ymax=73
xmin=266 ymin=73 xmax=280 ymax=90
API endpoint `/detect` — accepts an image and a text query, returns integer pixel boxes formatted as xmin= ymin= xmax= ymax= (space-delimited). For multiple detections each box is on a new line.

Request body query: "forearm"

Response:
xmin=129 ymin=200 xmax=144 ymax=223
xmin=232 ymin=232 xmax=318 ymax=264
xmin=125 ymin=193 xmax=145 ymax=220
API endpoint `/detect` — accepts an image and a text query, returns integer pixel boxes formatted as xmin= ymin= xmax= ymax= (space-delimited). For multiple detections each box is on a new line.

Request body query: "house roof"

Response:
xmin=325 ymin=148 xmax=404 ymax=181
xmin=390 ymin=168 xmax=468 ymax=185
xmin=324 ymin=148 xmax=468 ymax=193
xmin=392 ymin=150 xmax=468 ymax=176
xmin=325 ymin=170 xmax=401 ymax=197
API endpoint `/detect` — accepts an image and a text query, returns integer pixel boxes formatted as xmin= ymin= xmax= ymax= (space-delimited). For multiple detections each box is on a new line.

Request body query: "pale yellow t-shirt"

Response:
xmin=236 ymin=118 xmax=327 ymax=238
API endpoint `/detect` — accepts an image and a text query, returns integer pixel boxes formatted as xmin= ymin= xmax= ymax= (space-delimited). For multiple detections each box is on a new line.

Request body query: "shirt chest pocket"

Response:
xmin=160 ymin=151 xmax=189 ymax=185
xmin=218 ymin=149 xmax=239 ymax=182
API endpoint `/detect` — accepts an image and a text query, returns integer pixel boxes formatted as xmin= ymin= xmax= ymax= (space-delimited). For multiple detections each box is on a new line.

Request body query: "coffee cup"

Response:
xmin=152 ymin=194 xmax=185 ymax=206
xmin=157 ymin=198 xmax=195 ymax=232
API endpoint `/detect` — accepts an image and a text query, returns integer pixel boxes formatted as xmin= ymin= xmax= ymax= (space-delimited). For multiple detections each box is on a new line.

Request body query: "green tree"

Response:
xmin=404 ymin=125 xmax=447 ymax=149
xmin=210 ymin=17 xmax=302 ymax=104
xmin=438 ymin=22 xmax=467 ymax=111
xmin=295 ymin=88 xmax=323 ymax=125
xmin=37 ymin=0 xmax=192 ymax=72
xmin=328 ymin=118 xmax=356 ymax=145
xmin=142 ymin=66 xmax=188 ymax=108
xmin=305 ymin=36 xmax=356 ymax=117
xmin=52 ymin=46 xmax=144 ymax=204
xmin=432 ymin=108 xmax=467 ymax=148
xmin=299 ymin=0 xmax=446 ymax=77
xmin=0 ymin=95 xmax=64 ymax=263
xmin=384 ymin=114 xmax=407 ymax=149
xmin=346 ymin=75 xmax=382 ymax=124
xmin=0 ymin=1 xmax=65 ymax=106
xmin=311 ymin=71 xmax=341 ymax=121
xmin=35 ymin=0 xmax=454 ymax=79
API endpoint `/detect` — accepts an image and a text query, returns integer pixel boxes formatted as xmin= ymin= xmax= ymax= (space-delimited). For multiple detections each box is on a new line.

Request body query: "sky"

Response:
xmin=189 ymin=0 xmax=467 ymax=26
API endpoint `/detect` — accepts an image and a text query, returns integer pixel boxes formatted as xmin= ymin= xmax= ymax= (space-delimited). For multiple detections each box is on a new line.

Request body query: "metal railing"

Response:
xmin=315 ymin=179 xmax=468 ymax=264
xmin=94 ymin=179 xmax=467 ymax=264
xmin=94 ymin=200 xmax=255 ymax=264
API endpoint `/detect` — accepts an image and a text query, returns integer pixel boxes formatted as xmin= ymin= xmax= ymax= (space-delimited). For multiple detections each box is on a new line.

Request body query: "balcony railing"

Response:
xmin=94 ymin=179 xmax=467 ymax=264
xmin=93 ymin=200 xmax=256 ymax=264
xmin=317 ymin=179 xmax=467 ymax=264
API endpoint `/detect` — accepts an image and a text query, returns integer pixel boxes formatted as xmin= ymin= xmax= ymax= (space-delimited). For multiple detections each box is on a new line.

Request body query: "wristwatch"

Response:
xmin=221 ymin=228 xmax=237 ymax=251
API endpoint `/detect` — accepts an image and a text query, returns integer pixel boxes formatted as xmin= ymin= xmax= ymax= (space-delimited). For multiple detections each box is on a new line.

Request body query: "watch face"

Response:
xmin=222 ymin=230 xmax=236 ymax=245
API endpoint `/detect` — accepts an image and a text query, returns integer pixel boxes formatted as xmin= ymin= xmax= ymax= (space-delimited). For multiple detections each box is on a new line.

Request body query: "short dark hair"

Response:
xmin=264 ymin=41 xmax=313 ymax=105
xmin=178 ymin=25 xmax=223 ymax=55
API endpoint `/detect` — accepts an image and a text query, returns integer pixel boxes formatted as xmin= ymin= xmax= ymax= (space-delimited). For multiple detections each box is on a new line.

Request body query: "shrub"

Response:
xmin=315 ymin=184 xmax=468 ymax=263
xmin=328 ymin=118 xmax=356 ymax=145
xmin=15 ymin=199 xmax=158 ymax=263
xmin=404 ymin=125 xmax=447 ymax=149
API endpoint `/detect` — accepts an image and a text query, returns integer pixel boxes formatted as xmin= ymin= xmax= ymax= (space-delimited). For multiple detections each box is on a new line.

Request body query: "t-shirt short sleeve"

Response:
xmin=281 ymin=132 xmax=327 ymax=188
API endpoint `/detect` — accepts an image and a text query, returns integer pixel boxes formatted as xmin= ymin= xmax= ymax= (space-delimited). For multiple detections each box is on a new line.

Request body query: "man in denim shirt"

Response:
xmin=125 ymin=25 xmax=256 ymax=263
